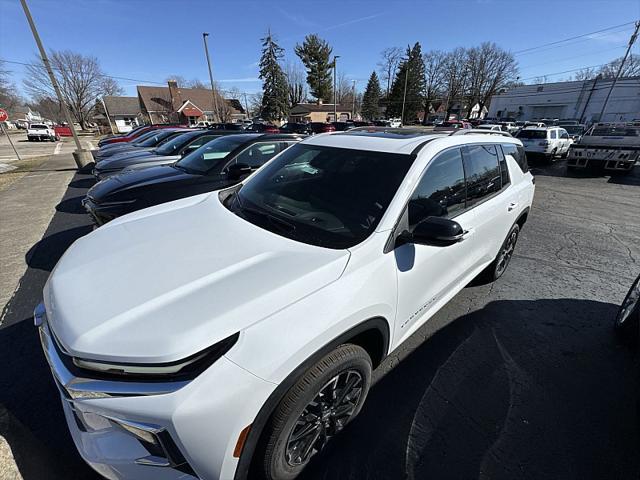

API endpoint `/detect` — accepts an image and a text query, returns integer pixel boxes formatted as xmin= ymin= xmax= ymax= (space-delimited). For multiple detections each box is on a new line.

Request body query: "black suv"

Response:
xmin=83 ymin=134 xmax=303 ymax=225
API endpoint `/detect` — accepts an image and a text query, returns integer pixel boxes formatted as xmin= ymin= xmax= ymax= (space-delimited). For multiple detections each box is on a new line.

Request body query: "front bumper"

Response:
xmin=36 ymin=303 xmax=277 ymax=480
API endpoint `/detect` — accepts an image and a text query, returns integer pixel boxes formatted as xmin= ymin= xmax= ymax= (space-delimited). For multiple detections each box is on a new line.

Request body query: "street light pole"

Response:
xmin=333 ymin=55 xmax=340 ymax=122
xmin=351 ymin=80 xmax=356 ymax=119
xmin=598 ymin=20 xmax=640 ymax=122
xmin=203 ymin=33 xmax=221 ymax=123
xmin=400 ymin=66 xmax=409 ymax=125
xmin=19 ymin=0 xmax=92 ymax=168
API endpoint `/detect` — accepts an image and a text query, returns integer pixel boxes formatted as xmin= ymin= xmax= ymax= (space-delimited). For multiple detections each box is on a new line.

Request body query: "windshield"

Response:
xmin=517 ymin=130 xmax=547 ymax=139
xmin=176 ymin=134 xmax=251 ymax=173
xmin=130 ymin=130 xmax=160 ymax=144
xmin=135 ymin=130 xmax=180 ymax=147
xmin=563 ymin=125 xmax=584 ymax=135
xmin=589 ymin=126 xmax=640 ymax=137
xmin=227 ymin=143 xmax=415 ymax=249
xmin=155 ymin=131 xmax=201 ymax=155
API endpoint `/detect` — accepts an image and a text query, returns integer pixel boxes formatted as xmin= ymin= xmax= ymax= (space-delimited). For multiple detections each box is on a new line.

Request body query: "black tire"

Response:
xmin=484 ymin=223 xmax=520 ymax=282
xmin=614 ymin=274 xmax=640 ymax=346
xmin=261 ymin=344 xmax=372 ymax=480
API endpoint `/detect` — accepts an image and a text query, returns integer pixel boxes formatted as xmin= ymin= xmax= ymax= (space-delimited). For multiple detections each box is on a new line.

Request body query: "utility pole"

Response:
xmin=351 ymin=80 xmax=356 ymax=119
xmin=20 ymin=0 xmax=92 ymax=168
xmin=598 ymin=20 xmax=640 ymax=122
xmin=400 ymin=66 xmax=409 ymax=125
xmin=203 ymin=33 xmax=221 ymax=123
xmin=242 ymin=92 xmax=250 ymax=121
xmin=333 ymin=55 xmax=340 ymax=122
xmin=101 ymin=97 xmax=115 ymax=135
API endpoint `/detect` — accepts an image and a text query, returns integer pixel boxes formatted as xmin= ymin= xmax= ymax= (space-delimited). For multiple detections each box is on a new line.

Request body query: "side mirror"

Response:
xmin=399 ymin=217 xmax=465 ymax=247
xmin=227 ymin=162 xmax=252 ymax=180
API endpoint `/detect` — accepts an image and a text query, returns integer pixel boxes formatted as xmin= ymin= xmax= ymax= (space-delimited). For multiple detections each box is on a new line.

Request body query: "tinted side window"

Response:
xmin=463 ymin=144 xmax=501 ymax=207
xmin=408 ymin=148 xmax=466 ymax=228
xmin=184 ymin=135 xmax=218 ymax=153
xmin=560 ymin=129 xmax=569 ymax=139
xmin=501 ymin=143 xmax=529 ymax=173
xmin=233 ymin=142 xmax=280 ymax=168
xmin=550 ymin=130 xmax=557 ymax=139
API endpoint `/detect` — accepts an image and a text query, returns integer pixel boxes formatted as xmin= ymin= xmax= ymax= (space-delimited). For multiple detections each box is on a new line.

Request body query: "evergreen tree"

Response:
xmin=294 ymin=34 xmax=333 ymax=102
xmin=385 ymin=42 xmax=426 ymax=122
xmin=361 ymin=71 xmax=382 ymax=120
xmin=259 ymin=31 xmax=289 ymax=121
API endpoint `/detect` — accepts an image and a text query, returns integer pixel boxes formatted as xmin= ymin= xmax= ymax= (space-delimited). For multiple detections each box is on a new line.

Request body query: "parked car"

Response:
xmin=433 ymin=120 xmax=472 ymax=132
xmin=388 ymin=118 xmax=402 ymax=128
xmin=516 ymin=127 xmax=572 ymax=161
xmin=246 ymin=123 xmax=280 ymax=133
xmin=94 ymin=129 xmax=192 ymax=161
xmin=331 ymin=121 xmax=355 ymax=131
xmin=83 ymin=133 xmax=302 ymax=225
xmin=39 ymin=129 xmax=534 ymax=480
xmin=92 ymin=130 xmax=234 ymax=180
xmin=27 ymin=123 xmax=59 ymax=142
xmin=308 ymin=122 xmax=336 ymax=134
xmin=350 ymin=120 xmax=373 ymax=127
xmin=567 ymin=122 xmax=639 ymax=173
xmin=500 ymin=122 xmax=519 ymax=134
xmin=98 ymin=124 xmax=186 ymax=147
xmin=279 ymin=123 xmax=313 ymax=135
xmin=562 ymin=124 xmax=586 ymax=142
xmin=477 ymin=124 xmax=504 ymax=132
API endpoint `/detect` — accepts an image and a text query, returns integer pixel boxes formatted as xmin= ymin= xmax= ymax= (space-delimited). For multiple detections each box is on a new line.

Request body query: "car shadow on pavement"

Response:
xmin=68 ymin=178 xmax=96 ymax=189
xmin=55 ymin=196 xmax=89 ymax=215
xmin=300 ymin=298 xmax=639 ymax=480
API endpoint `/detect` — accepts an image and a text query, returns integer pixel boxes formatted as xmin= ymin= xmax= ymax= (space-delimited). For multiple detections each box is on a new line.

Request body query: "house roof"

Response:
xmin=137 ymin=85 xmax=244 ymax=115
xmin=290 ymin=103 xmax=352 ymax=114
xmin=178 ymin=100 xmax=204 ymax=117
xmin=103 ymin=96 xmax=141 ymax=116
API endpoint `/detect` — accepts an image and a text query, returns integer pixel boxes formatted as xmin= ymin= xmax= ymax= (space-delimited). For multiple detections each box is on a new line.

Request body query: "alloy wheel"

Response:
xmin=495 ymin=229 xmax=518 ymax=277
xmin=285 ymin=370 xmax=364 ymax=466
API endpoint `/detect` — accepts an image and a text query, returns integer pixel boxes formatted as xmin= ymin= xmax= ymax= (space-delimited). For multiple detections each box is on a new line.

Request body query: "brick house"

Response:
xmin=137 ymin=81 xmax=246 ymax=125
xmin=289 ymin=102 xmax=352 ymax=123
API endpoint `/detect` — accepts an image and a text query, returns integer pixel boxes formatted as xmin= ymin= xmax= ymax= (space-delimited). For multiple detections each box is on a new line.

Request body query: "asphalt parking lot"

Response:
xmin=0 ymin=158 xmax=639 ymax=479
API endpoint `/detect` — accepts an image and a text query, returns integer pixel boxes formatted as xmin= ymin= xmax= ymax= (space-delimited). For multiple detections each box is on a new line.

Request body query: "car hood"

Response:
xmin=87 ymin=165 xmax=194 ymax=201
xmin=44 ymin=193 xmax=350 ymax=363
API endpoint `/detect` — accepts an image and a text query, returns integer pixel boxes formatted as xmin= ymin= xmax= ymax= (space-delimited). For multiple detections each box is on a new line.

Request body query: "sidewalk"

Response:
xmin=0 ymin=153 xmax=77 ymax=318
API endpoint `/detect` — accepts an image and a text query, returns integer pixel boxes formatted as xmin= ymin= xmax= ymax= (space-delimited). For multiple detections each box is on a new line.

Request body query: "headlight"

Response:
xmin=71 ymin=333 xmax=239 ymax=380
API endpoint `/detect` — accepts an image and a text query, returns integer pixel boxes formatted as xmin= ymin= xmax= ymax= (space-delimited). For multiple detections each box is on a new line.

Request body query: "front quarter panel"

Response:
xmin=226 ymin=232 xmax=397 ymax=383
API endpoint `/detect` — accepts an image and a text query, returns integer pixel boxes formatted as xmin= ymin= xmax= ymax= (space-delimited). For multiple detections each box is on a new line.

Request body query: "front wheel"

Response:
xmin=261 ymin=344 xmax=372 ymax=480
xmin=614 ymin=274 xmax=640 ymax=345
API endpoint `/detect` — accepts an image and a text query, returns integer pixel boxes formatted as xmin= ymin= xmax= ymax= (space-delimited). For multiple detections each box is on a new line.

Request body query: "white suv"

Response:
xmin=37 ymin=130 xmax=535 ymax=480
xmin=516 ymin=126 xmax=572 ymax=161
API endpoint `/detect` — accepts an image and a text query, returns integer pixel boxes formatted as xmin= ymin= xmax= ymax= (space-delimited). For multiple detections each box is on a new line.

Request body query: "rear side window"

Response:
xmin=501 ymin=144 xmax=529 ymax=173
xmin=498 ymin=147 xmax=510 ymax=187
xmin=549 ymin=130 xmax=557 ymax=139
xmin=408 ymin=147 xmax=466 ymax=227
xmin=462 ymin=144 xmax=501 ymax=207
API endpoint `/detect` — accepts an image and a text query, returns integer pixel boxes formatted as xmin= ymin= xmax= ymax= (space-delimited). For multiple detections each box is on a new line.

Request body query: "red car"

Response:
xmin=246 ymin=123 xmax=280 ymax=134
xmin=98 ymin=125 xmax=186 ymax=147
xmin=309 ymin=122 xmax=336 ymax=134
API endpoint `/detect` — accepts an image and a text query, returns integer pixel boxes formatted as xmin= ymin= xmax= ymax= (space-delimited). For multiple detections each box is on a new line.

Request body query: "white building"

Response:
xmin=487 ymin=77 xmax=640 ymax=124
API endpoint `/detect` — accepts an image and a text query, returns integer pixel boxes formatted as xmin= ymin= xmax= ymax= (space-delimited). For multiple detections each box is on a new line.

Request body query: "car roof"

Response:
xmin=302 ymin=129 xmax=520 ymax=155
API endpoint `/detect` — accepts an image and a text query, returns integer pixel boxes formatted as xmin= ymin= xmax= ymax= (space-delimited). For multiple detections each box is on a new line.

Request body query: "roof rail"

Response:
xmin=450 ymin=129 xmax=513 ymax=138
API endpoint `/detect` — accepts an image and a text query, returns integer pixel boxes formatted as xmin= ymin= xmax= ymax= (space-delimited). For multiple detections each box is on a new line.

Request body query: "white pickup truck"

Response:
xmin=27 ymin=123 xmax=59 ymax=142
xmin=567 ymin=122 xmax=640 ymax=173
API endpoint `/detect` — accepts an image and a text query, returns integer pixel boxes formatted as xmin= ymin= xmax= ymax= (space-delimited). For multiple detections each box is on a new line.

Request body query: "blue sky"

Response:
xmin=1 ymin=0 xmax=639 ymax=99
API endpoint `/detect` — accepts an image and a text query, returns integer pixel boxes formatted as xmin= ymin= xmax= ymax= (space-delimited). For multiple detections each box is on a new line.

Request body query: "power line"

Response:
xmin=518 ymin=44 xmax=627 ymax=71
xmin=513 ymin=21 xmax=638 ymax=55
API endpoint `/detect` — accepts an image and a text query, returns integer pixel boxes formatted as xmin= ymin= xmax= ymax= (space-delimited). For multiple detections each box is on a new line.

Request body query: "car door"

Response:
xmin=394 ymin=147 xmax=480 ymax=344
xmin=461 ymin=143 xmax=519 ymax=264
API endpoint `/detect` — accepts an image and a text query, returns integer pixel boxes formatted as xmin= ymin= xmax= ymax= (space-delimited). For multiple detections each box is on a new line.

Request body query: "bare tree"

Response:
xmin=335 ymin=72 xmax=353 ymax=104
xmin=248 ymin=92 xmax=264 ymax=118
xmin=422 ymin=50 xmax=446 ymax=122
xmin=573 ymin=67 xmax=598 ymax=81
xmin=285 ymin=60 xmax=307 ymax=108
xmin=533 ymin=75 xmax=549 ymax=85
xmin=441 ymin=48 xmax=469 ymax=119
xmin=471 ymin=43 xmax=518 ymax=118
xmin=598 ymin=53 xmax=640 ymax=78
xmin=377 ymin=47 xmax=402 ymax=99
xmin=24 ymin=50 xmax=123 ymax=129
xmin=0 ymin=60 xmax=22 ymax=113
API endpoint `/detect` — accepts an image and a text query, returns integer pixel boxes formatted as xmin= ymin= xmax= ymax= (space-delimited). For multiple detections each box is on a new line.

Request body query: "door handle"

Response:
xmin=508 ymin=202 xmax=518 ymax=211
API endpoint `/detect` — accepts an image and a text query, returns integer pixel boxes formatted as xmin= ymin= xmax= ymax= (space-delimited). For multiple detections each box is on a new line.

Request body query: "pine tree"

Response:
xmin=385 ymin=42 xmax=426 ymax=123
xmin=259 ymin=31 xmax=289 ymax=122
xmin=361 ymin=71 xmax=382 ymax=121
xmin=294 ymin=34 xmax=333 ymax=102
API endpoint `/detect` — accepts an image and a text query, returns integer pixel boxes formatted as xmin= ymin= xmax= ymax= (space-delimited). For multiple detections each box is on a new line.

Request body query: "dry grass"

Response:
xmin=0 ymin=156 xmax=50 ymax=192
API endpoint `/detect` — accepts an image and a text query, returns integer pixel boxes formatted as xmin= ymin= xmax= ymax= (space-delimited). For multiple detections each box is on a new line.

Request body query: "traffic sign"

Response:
xmin=0 ymin=109 xmax=8 ymax=122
